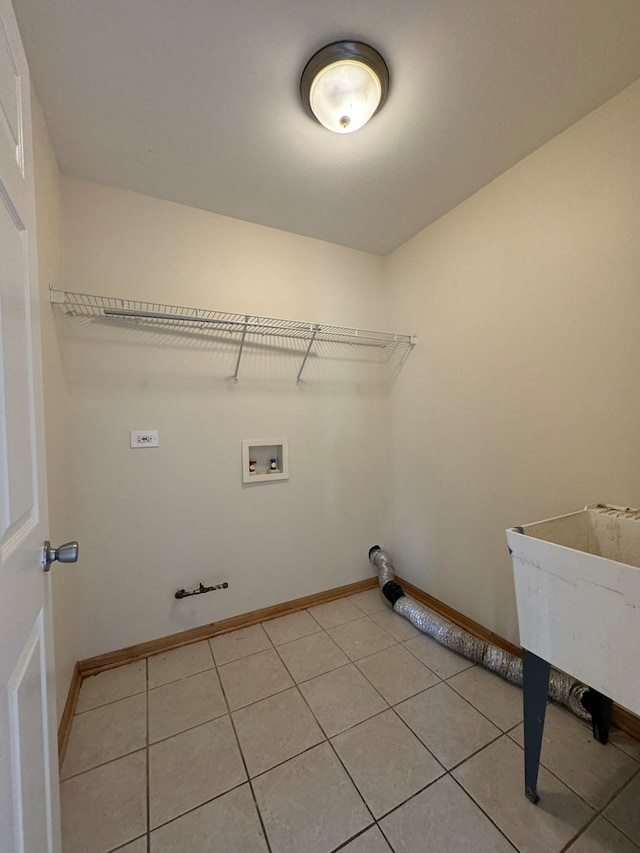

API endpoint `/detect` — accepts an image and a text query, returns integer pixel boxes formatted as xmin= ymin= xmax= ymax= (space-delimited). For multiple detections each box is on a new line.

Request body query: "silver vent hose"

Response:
xmin=369 ymin=546 xmax=590 ymax=721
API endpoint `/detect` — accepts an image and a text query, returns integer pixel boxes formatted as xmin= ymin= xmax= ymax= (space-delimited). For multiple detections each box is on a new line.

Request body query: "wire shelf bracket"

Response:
xmin=297 ymin=325 xmax=320 ymax=384
xmin=50 ymin=288 xmax=416 ymax=382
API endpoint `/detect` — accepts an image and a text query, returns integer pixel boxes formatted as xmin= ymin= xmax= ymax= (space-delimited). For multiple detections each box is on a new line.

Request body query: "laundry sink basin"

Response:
xmin=507 ymin=503 xmax=640 ymax=715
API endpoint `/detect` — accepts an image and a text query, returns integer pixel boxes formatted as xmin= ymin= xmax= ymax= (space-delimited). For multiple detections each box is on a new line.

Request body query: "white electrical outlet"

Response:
xmin=130 ymin=430 xmax=159 ymax=448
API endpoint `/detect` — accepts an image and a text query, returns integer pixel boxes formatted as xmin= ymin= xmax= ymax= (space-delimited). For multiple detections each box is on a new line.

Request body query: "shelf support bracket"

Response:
xmin=233 ymin=315 xmax=250 ymax=383
xmin=297 ymin=326 xmax=319 ymax=384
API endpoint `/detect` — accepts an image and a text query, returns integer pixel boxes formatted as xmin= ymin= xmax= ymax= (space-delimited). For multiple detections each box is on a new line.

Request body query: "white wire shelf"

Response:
xmin=51 ymin=289 xmax=416 ymax=383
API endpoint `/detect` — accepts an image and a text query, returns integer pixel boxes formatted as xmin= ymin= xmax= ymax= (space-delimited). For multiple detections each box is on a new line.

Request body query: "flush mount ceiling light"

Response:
xmin=300 ymin=41 xmax=389 ymax=134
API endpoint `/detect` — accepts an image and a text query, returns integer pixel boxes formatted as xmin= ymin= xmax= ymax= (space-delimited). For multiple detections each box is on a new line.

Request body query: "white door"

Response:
xmin=0 ymin=1 xmax=61 ymax=851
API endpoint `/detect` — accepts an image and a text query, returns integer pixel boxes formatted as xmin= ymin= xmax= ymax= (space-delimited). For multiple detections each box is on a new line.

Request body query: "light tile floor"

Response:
xmin=60 ymin=590 xmax=640 ymax=853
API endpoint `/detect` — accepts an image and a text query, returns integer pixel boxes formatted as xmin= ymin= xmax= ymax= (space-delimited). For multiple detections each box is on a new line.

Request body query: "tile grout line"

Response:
xmin=70 ymin=637 xmax=633 ymax=774
xmin=272 ymin=646 xmax=352 ymax=689
xmin=608 ymin=736 xmax=640 ymax=762
xmin=75 ymin=603 xmax=453 ymax=717
xmin=92 ymin=743 xmax=523 ymax=853
xmin=409 ymin=633 xmax=640 ymax=813
xmin=325 ymin=617 xmax=398 ymax=657
xmin=352 ymin=636 xmax=439 ymax=673
xmin=68 ymin=602 xmax=640 ymax=853
xmin=281 ymin=618 xmax=488 ymax=848
xmin=272 ymin=628 xmax=394 ymax=726
xmin=561 ymin=781 xmax=640 ymax=853
xmin=272 ymin=624 xmax=389 ymax=824
xmin=140 ymin=642 xmax=271 ymax=841
xmin=503 ymin=697 xmax=640 ymax=779
xmin=74 ymin=685 xmax=148 ymax=716
xmin=447 ymin=772 xmax=520 ymax=852
xmin=149 ymin=665 xmax=216 ymax=691
xmin=592 ymin=753 xmax=640 ymax=813
xmin=443 ymin=730 xmax=506 ymax=774
xmin=148 ymin=664 xmax=216 ymax=691
xmin=366 ymin=716 xmax=633 ymax=853
xmin=149 ymin=617 xmax=519 ymax=753
xmin=338 ymin=645 xmax=467 ymax=780
xmin=385 ymin=643 xmax=640 ymax=832
xmin=68 ymin=644 xmax=410 ymax=786
xmin=440 ymin=674 xmax=517 ymax=734
xmin=273 ymin=635 xmax=380 ymax=841
xmin=280 ymin=656 xmax=362 ymax=685
xmin=323 ymin=762 xmax=517 ymax=852
xmin=77 ymin=597 xmax=639 ymax=764
xmin=77 ymin=652 xmax=222 ymax=714
xmin=262 ymin=609 xmax=325 ymax=642
xmin=64 ymin=664 xmax=309 ymax=779
xmin=452 ymin=733 xmax=595 ymax=848
xmin=225 ymin=656 xmax=439 ymax=784
xmin=225 ymin=680 xmax=295 ymax=714
xmin=146 ymin=638 xmax=220 ymax=686
xmin=272 ymin=629 xmax=355 ymax=739
xmin=448 ymin=751 xmax=526 ymax=851
xmin=212 ymin=639 xmax=275 ymax=853
xmin=591 ymin=764 xmax=640 ymax=849
xmin=269 ymin=626 xmax=325 ymax=649
xmin=145 ymin=779 xmax=252 ymax=835
xmin=320 ymin=704 xmax=640 ymax=853
xmin=220 ymin=611 xmax=476 ymax=839
xmin=280 ymin=609 xmax=429 ymax=678
xmin=371 ymin=775 xmax=445 ymax=823
xmin=502 ymin=727 xmax=640 ymax=819
xmin=448 ymin=732 xmax=636 ymax=853
xmin=557 ymin=811 xmax=603 ymax=853
xmin=147 ymin=641 xmax=219 ymax=842
xmin=147 ymin=709 xmax=228 ymax=748
xmin=60 ymin=745 xmax=150 ymax=783
xmin=308 ymin=601 xmax=373 ymax=631
xmin=109 ymin=836 xmax=147 ymax=853
xmin=245 ymin=737 xmax=329 ymax=782
xmin=329 ymin=825 xmax=384 ymax=852
xmin=352 ymin=710 xmax=507 ymax=829
xmin=210 ymin=622 xmax=276 ymax=668
xmin=241 ymin=701 xmax=406 ymax=784
xmin=375 ymin=819 xmax=397 ymax=852
xmin=599 ymin=814 xmax=640 ymax=851
xmin=374 ymin=766 xmax=520 ymax=852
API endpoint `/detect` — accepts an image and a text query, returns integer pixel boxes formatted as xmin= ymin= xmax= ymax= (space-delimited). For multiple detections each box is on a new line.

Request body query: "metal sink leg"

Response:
xmin=522 ymin=649 xmax=550 ymax=804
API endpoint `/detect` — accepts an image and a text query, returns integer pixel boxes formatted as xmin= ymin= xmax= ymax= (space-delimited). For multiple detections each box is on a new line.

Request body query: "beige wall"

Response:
xmin=32 ymin=93 xmax=78 ymax=720
xmin=385 ymin=79 xmax=640 ymax=644
xmin=36 ymin=74 xmax=640 ymax=676
xmin=61 ymin=178 xmax=389 ymax=659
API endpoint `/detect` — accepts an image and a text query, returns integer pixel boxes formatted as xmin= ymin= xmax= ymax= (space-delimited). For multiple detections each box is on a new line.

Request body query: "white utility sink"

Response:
xmin=507 ymin=503 xmax=640 ymax=716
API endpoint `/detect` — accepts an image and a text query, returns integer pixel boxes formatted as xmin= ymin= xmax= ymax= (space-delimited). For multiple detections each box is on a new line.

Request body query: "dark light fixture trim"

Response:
xmin=300 ymin=40 xmax=390 ymax=133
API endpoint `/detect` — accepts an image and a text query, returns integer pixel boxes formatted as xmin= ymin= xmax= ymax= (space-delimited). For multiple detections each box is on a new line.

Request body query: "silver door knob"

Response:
xmin=42 ymin=540 xmax=79 ymax=572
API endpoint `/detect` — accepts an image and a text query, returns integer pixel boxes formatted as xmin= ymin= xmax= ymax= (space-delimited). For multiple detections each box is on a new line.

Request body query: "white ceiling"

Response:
xmin=13 ymin=0 xmax=640 ymax=255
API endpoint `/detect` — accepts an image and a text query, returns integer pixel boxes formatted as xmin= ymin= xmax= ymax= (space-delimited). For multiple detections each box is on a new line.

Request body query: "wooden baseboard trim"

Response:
xmin=610 ymin=705 xmax=640 ymax=742
xmin=73 ymin=568 xmax=640 ymax=744
xmin=78 ymin=576 xmax=378 ymax=677
xmin=58 ymin=662 xmax=81 ymax=764
xmin=397 ymin=575 xmax=640 ymax=742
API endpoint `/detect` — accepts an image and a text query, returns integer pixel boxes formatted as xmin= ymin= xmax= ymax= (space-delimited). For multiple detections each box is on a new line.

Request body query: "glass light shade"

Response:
xmin=309 ymin=59 xmax=382 ymax=134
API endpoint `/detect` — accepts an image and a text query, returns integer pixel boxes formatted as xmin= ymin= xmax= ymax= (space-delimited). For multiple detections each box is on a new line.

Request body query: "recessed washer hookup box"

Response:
xmin=506 ymin=503 xmax=640 ymax=715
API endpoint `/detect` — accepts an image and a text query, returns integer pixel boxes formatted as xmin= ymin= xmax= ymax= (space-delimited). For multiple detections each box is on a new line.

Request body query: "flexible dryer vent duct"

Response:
xmin=369 ymin=546 xmax=591 ymax=721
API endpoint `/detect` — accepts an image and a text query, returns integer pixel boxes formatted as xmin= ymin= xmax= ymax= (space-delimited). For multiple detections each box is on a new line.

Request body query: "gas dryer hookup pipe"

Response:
xmin=369 ymin=546 xmax=592 ymax=722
